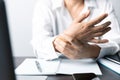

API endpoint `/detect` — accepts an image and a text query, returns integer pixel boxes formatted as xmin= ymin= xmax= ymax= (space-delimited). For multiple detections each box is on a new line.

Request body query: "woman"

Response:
xmin=31 ymin=0 xmax=120 ymax=60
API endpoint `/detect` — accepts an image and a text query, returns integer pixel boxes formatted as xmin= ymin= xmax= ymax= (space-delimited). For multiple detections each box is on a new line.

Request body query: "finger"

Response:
xmin=93 ymin=27 xmax=111 ymax=37
xmin=55 ymin=38 xmax=76 ymax=58
xmin=55 ymin=37 xmax=69 ymax=49
xmin=54 ymin=39 xmax=64 ymax=52
xmin=54 ymin=38 xmax=72 ymax=55
xmin=60 ymin=34 xmax=73 ymax=43
xmin=88 ymin=13 xmax=108 ymax=26
xmin=93 ymin=21 xmax=111 ymax=33
xmin=55 ymin=37 xmax=74 ymax=52
xmin=74 ymin=10 xmax=90 ymax=23
xmin=90 ymin=38 xmax=109 ymax=43
xmin=58 ymin=36 xmax=83 ymax=54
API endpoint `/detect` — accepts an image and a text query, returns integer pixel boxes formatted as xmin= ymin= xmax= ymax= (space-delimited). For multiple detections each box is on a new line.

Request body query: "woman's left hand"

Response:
xmin=54 ymin=35 xmax=101 ymax=59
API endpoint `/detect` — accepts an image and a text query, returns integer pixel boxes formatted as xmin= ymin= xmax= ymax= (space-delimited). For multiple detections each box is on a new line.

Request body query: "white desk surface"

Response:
xmin=16 ymin=76 xmax=47 ymax=80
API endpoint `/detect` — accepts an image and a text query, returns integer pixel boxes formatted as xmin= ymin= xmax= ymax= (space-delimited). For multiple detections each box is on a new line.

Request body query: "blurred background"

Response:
xmin=5 ymin=0 xmax=36 ymax=57
xmin=4 ymin=0 xmax=120 ymax=57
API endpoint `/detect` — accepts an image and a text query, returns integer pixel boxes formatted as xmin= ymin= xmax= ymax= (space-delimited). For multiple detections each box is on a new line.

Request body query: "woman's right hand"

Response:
xmin=63 ymin=11 xmax=111 ymax=44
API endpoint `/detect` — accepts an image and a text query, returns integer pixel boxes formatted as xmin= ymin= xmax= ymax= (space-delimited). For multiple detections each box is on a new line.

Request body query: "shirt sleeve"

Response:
xmin=31 ymin=2 xmax=60 ymax=60
xmin=97 ymin=0 xmax=120 ymax=58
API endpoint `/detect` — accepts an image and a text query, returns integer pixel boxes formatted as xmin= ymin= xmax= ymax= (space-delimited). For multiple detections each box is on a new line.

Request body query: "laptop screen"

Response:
xmin=0 ymin=0 xmax=16 ymax=80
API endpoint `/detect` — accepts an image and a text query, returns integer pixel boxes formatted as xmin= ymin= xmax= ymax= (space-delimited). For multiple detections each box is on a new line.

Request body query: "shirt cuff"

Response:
xmin=35 ymin=36 xmax=62 ymax=60
xmin=96 ymin=40 xmax=119 ymax=59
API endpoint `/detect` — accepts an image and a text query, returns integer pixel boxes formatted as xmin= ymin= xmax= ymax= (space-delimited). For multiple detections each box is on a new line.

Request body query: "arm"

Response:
xmin=31 ymin=2 xmax=59 ymax=60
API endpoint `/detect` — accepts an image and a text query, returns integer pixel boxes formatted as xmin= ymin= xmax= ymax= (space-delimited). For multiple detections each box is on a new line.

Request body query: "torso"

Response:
xmin=64 ymin=0 xmax=85 ymax=19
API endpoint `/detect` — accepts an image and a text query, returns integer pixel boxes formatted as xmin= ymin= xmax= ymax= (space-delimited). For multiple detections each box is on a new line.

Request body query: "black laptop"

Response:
xmin=0 ymin=0 xmax=16 ymax=80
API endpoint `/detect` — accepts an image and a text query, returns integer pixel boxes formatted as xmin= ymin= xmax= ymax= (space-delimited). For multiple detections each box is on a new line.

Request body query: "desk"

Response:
xmin=14 ymin=57 xmax=120 ymax=80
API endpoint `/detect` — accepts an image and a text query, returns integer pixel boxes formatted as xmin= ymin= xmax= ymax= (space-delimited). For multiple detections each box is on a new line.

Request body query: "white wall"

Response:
xmin=111 ymin=0 xmax=120 ymax=22
xmin=4 ymin=0 xmax=120 ymax=57
xmin=5 ymin=0 xmax=37 ymax=57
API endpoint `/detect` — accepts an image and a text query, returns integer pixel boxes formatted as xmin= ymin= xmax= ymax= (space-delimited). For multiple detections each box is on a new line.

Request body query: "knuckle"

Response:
xmin=54 ymin=40 xmax=57 ymax=45
xmin=63 ymin=43 xmax=68 ymax=48
xmin=55 ymin=37 xmax=60 ymax=42
xmin=55 ymin=38 xmax=58 ymax=42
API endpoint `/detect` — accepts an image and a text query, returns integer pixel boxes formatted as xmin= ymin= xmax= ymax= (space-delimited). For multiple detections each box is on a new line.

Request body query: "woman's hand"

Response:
xmin=63 ymin=11 xmax=111 ymax=43
xmin=53 ymin=11 xmax=111 ymax=59
xmin=53 ymin=36 xmax=101 ymax=59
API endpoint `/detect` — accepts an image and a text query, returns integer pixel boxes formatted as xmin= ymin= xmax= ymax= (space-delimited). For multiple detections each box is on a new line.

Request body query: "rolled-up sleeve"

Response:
xmin=31 ymin=2 xmax=59 ymax=60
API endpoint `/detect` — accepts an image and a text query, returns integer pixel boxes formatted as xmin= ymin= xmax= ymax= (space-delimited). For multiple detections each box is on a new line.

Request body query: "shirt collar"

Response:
xmin=85 ymin=0 xmax=98 ymax=8
xmin=52 ymin=0 xmax=98 ymax=10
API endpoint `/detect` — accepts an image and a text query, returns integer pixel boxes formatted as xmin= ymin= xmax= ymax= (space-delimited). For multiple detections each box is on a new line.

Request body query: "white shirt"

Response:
xmin=31 ymin=0 xmax=120 ymax=60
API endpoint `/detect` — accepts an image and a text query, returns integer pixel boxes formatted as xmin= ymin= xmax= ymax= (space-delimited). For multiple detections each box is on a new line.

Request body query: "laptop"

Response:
xmin=0 ymin=0 xmax=16 ymax=80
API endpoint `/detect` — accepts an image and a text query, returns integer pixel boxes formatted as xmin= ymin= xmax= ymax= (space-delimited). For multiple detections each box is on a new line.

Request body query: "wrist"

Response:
xmin=91 ymin=45 xmax=101 ymax=58
xmin=60 ymin=33 xmax=75 ymax=43
xmin=53 ymin=35 xmax=71 ymax=52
